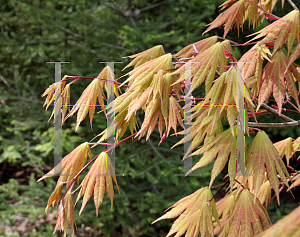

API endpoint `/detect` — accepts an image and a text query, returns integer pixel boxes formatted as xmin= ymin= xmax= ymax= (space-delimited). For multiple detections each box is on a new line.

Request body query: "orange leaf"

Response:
xmin=257 ymin=51 xmax=300 ymax=115
xmin=53 ymin=191 xmax=76 ymax=237
xmin=75 ymin=152 xmax=120 ymax=216
xmin=245 ymin=131 xmax=290 ymax=204
xmin=152 ymin=187 xmax=219 ymax=237
xmin=203 ymin=0 xmax=246 ymax=37
xmin=219 ymin=189 xmax=271 ymax=237
xmin=247 ymin=10 xmax=300 ymax=55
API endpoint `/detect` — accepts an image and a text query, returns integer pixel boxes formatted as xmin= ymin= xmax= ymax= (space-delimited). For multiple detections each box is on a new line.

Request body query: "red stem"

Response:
xmin=267 ymin=184 xmax=285 ymax=205
xmin=208 ymin=179 xmax=230 ymax=203
xmin=234 ymin=179 xmax=246 ymax=189
xmin=286 ymin=101 xmax=300 ymax=113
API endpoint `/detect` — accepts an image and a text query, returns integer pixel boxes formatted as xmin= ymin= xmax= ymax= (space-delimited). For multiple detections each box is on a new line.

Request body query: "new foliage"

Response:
xmin=39 ymin=0 xmax=300 ymax=236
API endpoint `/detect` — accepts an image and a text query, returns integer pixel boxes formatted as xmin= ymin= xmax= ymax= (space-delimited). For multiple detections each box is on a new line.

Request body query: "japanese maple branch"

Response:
xmin=61 ymin=132 xmax=138 ymax=202
xmin=234 ymin=179 xmax=246 ymax=190
xmin=253 ymin=98 xmax=300 ymax=128
xmin=248 ymin=121 xmax=300 ymax=127
xmin=287 ymin=0 xmax=299 ymax=11
xmin=286 ymin=100 xmax=300 ymax=113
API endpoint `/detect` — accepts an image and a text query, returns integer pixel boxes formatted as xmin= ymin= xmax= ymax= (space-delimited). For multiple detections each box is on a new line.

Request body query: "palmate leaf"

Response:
xmin=37 ymin=143 xmax=91 ymax=212
xmin=203 ymin=0 xmax=263 ymax=37
xmin=247 ymin=10 xmax=300 ymax=55
xmin=96 ymin=66 xmax=121 ymax=97
xmin=63 ymin=68 xmax=121 ymax=131
xmin=75 ymin=152 xmax=120 ymax=216
xmin=49 ymin=84 xmax=71 ymax=122
xmin=245 ymin=131 xmax=290 ymax=204
xmin=64 ymin=77 xmax=106 ymax=131
xmin=219 ymin=189 xmax=271 ymax=237
xmin=274 ymin=137 xmax=295 ymax=165
xmin=257 ymin=51 xmax=300 ymax=115
xmin=257 ymin=204 xmax=300 ymax=237
xmin=239 ymin=43 xmax=272 ymax=98
xmin=234 ymin=172 xmax=272 ymax=207
xmin=152 ymin=187 xmax=219 ymax=237
xmin=171 ymin=105 xmax=224 ymax=157
xmin=120 ymin=53 xmax=173 ymax=89
xmin=203 ymin=0 xmax=245 ymax=37
xmin=185 ymin=128 xmax=238 ymax=188
xmin=172 ymin=41 xmax=230 ymax=93
xmin=198 ymin=66 xmax=254 ymax=135
xmin=37 ymin=143 xmax=91 ymax=183
xmin=42 ymin=79 xmax=67 ymax=110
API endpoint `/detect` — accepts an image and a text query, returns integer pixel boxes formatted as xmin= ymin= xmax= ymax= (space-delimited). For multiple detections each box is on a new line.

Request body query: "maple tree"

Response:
xmin=38 ymin=0 xmax=300 ymax=236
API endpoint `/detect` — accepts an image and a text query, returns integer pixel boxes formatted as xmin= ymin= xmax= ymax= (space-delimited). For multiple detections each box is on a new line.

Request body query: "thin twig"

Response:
xmin=287 ymin=0 xmax=299 ymax=10
xmin=286 ymin=100 xmax=300 ymax=113
xmin=267 ymin=184 xmax=285 ymax=205
xmin=253 ymin=98 xmax=300 ymax=127
xmin=234 ymin=179 xmax=246 ymax=189
xmin=248 ymin=121 xmax=300 ymax=127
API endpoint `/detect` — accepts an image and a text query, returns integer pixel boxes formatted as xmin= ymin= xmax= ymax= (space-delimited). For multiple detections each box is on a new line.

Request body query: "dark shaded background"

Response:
xmin=0 ymin=0 xmax=299 ymax=236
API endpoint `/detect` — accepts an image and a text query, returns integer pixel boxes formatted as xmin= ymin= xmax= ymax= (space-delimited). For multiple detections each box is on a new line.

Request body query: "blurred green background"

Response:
xmin=0 ymin=0 xmax=299 ymax=236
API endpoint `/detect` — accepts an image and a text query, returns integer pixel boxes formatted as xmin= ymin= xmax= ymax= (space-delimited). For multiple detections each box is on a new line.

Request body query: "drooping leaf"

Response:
xmin=172 ymin=41 xmax=230 ymax=93
xmin=245 ymin=131 xmax=290 ymax=204
xmin=37 ymin=142 xmax=91 ymax=183
xmin=239 ymin=43 xmax=271 ymax=88
xmin=219 ymin=189 xmax=271 ymax=237
xmin=53 ymin=191 xmax=76 ymax=237
xmin=171 ymin=105 xmax=224 ymax=157
xmin=247 ymin=10 xmax=300 ymax=55
xmin=198 ymin=66 xmax=254 ymax=135
xmin=42 ymin=79 xmax=67 ymax=110
xmin=64 ymin=78 xmax=106 ymax=131
xmin=75 ymin=152 xmax=120 ymax=216
xmin=120 ymin=53 xmax=173 ymax=90
xmin=203 ymin=0 xmax=261 ymax=37
xmin=185 ymin=127 xmax=238 ymax=188
xmin=38 ymin=143 xmax=91 ymax=213
xmin=49 ymin=84 xmax=71 ymax=122
xmin=96 ymin=66 xmax=121 ymax=97
xmin=257 ymin=51 xmax=300 ymax=115
xmin=152 ymin=187 xmax=219 ymax=237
